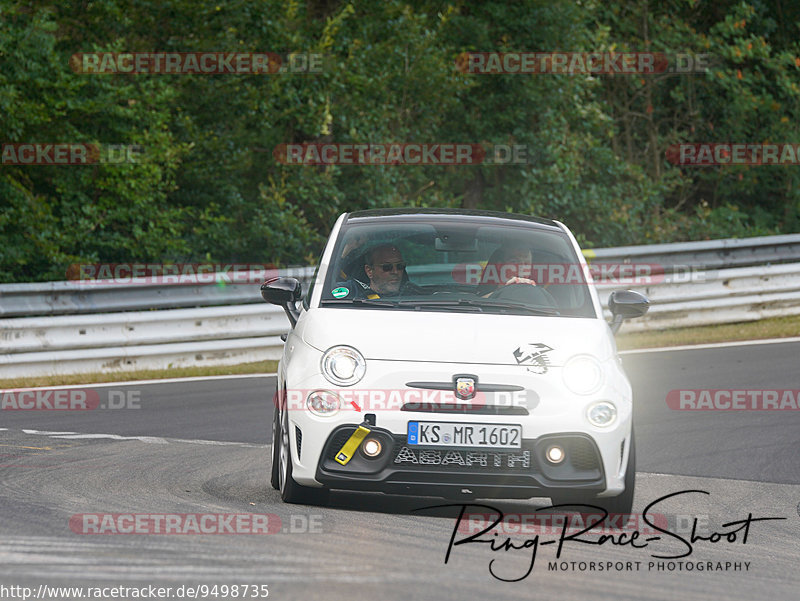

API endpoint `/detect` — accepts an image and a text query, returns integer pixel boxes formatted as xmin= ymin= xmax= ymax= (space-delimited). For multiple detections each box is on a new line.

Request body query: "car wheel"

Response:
xmin=270 ymin=404 xmax=281 ymax=490
xmin=551 ymin=430 xmax=635 ymax=517
xmin=276 ymin=400 xmax=330 ymax=505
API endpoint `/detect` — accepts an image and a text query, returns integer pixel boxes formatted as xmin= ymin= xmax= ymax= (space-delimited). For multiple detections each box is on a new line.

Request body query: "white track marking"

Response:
xmin=22 ymin=429 xmax=78 ymax=435
xmin=49 ymin=433 xmax=169 ymax=443
xmin=9 ymin=428 xmax=267 ymax=448
xmin=620 ymin=336 xmax=800 ymax=355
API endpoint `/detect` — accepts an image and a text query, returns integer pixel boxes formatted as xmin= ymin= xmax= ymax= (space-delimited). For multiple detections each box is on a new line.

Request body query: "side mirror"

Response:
xmin=608 ymin=290 xmax=649 ymax=334
xmin=261 ymin=277 xmax=302 ymax=327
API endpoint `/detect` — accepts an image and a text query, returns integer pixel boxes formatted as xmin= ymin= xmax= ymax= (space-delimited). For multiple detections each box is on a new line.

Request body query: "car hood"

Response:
xmin=300 ymin=308 xmax=616 ymax=366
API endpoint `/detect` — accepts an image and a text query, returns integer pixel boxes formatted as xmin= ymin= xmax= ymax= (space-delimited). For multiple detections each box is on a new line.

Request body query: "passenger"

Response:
xmin=476 ymin=242 xmax=537 ymax=297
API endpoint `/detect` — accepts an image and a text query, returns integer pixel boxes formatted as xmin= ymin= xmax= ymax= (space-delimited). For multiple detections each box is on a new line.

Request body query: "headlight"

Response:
xmin=587 ymin=401 xmax=617 ymax=427
xmin=321 ymin=345 xmax=366 ymax=386
xmin=306 ymin=390 xmax=340 ymax=417
xmin=562 ymin=355 xmax=604 ymax=395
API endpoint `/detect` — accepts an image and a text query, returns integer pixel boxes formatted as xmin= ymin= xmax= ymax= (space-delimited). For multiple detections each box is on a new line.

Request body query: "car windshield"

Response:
xmin=320 ymin=218 xmax=597 ymax=318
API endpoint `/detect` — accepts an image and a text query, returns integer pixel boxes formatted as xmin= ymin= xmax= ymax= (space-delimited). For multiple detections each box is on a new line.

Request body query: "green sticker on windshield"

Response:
xmin=331 ymin=286 xmax=349 ymax=298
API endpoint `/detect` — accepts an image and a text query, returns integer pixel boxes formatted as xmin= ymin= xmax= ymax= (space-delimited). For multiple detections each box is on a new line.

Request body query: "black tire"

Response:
xmin=551 ymin=430 xmax=635 ymax=517
xmin=275 ymin=399 xmax=329 ymax=505
xmin=270 ymin=405 xmax=280 ymax=490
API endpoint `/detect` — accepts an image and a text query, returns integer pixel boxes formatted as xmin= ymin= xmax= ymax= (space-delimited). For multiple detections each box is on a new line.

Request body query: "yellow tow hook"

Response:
xmin=334 ymin=424 xmax=372 ymax=465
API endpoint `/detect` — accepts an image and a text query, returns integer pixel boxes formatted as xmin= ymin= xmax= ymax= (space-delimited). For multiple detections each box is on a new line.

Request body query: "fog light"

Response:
xmin=587 ymin=401 xmax=617 ymax=427
xmin=545 ymin=445 xmax=565 ymax=464
xmin=306 ymin=390 xmax=340 ymax=416
xmin=362 ymin=438 xmax=382 ymax=457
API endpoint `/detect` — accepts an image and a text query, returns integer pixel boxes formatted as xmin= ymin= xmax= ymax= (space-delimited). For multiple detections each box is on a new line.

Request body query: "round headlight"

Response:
xmin=587 ymin=401 xmax=617 ymax=427
xmin=563 ymin=355 xmax=604 ymax=395
xmin=306 ymin=390 xmax=341 ymax=416
xmin=321 ymin=346 xmax=366 ymax=386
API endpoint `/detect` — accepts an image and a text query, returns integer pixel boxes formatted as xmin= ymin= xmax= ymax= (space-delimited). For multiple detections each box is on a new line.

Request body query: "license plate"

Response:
xmin=407 ymin=421 xmax=521 ymax=449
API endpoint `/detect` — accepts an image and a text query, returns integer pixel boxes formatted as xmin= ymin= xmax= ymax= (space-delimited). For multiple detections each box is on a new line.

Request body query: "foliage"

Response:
xmin=1 ymin=0 xmax=799 ymax=281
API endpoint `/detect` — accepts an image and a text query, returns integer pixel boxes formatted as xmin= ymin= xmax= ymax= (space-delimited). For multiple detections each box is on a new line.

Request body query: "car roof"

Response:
xmin=344 ymin=208 xmax=562 ymax=231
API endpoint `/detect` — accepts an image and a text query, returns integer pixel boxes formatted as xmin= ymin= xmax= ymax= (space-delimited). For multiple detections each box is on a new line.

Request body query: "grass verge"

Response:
xmin=616 ymin=314 xmax=800 ymax=350
xmin=0 ymin=360 xmax=279 ymax=390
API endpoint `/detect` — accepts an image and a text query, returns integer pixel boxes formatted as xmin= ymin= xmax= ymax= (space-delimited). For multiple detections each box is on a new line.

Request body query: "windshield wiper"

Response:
xmin=396 ymin=298 xmax=560 ymax=315
xmin=321 ymin=297 xmax=559 ymax=315
xmin=429 ymin=298 xmax=559 ymax=316
xmin=475 ymin=301 xmax=561 ymax=316
xmin=394 ymin=299 xmax=485 ymax=312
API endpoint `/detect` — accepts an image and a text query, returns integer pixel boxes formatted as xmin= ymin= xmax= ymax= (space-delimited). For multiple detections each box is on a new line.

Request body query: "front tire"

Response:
xmin=274 ymin=399 xmax=329 ymax=505
xmin=270 ymin=404 xmax=281 ymax=490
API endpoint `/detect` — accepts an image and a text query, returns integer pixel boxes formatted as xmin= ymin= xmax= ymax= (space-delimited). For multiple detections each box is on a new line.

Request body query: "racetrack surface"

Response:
xmin=1 ymin=341 xmax=798 ymax=600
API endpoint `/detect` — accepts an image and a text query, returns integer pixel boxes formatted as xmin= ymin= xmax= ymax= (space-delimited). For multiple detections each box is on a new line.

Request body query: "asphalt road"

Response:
xmin=1 ymin=341 xmax=799 ymax=600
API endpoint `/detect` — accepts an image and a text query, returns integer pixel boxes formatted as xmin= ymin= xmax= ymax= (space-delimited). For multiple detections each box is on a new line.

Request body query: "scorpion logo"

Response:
xmin=513 ymin=343 xmax=553 ymax=374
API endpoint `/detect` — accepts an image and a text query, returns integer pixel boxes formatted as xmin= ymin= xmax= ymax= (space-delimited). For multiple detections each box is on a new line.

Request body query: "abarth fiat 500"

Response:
xmin=262 ymin=209 xmax=649 ymax=512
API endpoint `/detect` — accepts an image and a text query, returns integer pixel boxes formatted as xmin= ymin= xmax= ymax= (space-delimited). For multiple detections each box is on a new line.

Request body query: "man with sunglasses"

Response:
xmin=333 ymin=243 xmax=426 ymax=299
xmin=362 ymin=243 xmax=430 ymax=297
xmin=363 ymin=244 xmax=414 ymax=296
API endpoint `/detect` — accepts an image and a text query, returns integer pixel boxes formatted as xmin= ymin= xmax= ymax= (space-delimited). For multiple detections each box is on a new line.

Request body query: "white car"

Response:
xmin=262 ymin=209 xmax=649 ymax=513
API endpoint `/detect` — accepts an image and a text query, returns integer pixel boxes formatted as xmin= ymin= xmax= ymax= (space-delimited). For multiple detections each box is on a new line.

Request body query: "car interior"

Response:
xmin=325 ymin=223 xmax=595 ymax=317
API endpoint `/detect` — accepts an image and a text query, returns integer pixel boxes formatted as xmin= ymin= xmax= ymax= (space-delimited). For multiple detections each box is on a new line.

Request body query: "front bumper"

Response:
xmin=313 ymin=425 xmax=610 ymax=499
xmin=282 ymin=359 xmax=633 ymax=498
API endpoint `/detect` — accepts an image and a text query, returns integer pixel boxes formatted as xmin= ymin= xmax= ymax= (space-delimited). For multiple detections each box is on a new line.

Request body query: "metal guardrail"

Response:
xmin=0 ymin=333 xmax=286 ymax=379
xmin=4 ymin=233 xmax=800 ymax=319
xmin=595 ymin=262 xmax=800 ymax=331
xmin=0 ymin=267 xmax=315 ymax=318
xmin=2 ymin=234 xmax=800 ymax=377
xmin=586 ymin=233 xmax=800 ymax=271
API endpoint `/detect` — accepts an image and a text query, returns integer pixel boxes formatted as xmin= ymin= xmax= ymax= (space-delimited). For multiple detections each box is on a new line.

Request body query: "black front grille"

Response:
xmin=401 ymin=403 xmax=529 ymax=416
xmin=326 ymin=428 xmax=355 ymax=460
xmin=569 ymin=437 xmax=600 ymax=471
xmin=391 ymin=439 xmax=536 ymax=473
xmin=295 ymin=426 xmax=303 ymax=459
xmin=323 ymin=428 xmax=601 ymax=476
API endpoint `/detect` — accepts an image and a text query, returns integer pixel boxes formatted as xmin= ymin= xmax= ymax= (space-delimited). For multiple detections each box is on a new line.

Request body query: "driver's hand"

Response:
xmin=505 ymin=276 xmax=537 ymax=286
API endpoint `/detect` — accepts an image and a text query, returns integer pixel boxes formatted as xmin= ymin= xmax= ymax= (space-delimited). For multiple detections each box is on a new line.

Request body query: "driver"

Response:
xmin=333 ymin=243 xmax=426 ymax=299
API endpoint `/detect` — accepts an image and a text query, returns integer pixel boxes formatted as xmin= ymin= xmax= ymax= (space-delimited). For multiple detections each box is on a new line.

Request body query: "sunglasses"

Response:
xmin=375 ymin=262 xmax=406 ymax=273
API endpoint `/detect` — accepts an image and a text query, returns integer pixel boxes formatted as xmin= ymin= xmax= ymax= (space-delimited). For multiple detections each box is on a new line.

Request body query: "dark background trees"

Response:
xmin=2 ymin=0 xmax=798 ymax=282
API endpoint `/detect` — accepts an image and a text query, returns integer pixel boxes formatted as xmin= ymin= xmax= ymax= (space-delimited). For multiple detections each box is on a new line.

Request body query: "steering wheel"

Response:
xmin=487 ymin=283 xmax=559 ymax=309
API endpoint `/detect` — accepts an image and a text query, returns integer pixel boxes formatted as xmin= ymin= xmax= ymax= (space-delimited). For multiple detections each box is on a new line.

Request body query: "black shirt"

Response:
xmin=328 ymin=278 xmax=428 ymax=300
